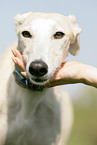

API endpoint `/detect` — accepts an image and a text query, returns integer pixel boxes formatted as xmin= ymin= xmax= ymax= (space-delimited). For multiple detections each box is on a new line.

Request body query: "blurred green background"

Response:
xmin=67 ymin=87 xmax=97 ymax=145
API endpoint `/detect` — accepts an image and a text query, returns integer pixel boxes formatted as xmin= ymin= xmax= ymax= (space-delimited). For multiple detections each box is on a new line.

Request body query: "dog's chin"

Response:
xmin=30 ymin=77 xmax=48 ymax=85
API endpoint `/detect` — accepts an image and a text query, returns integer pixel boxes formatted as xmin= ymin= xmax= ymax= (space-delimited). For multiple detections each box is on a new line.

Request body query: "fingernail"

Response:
xmin=11 ymin=49 xmax=16 ymax=56
xmin=21 ymin=72 xmax=28 ymax=77
xmin=12 ymin=57 xmax=17 ymax=64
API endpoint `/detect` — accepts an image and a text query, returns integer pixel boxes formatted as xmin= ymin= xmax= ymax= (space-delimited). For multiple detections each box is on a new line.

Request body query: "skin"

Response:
xmin=12 ymin=48 xmax=97 ymax=88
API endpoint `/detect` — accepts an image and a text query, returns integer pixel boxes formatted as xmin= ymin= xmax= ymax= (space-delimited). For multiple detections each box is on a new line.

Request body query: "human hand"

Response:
xmin=12 ymin=48 xmax=27 ymax=77
xmin=12 ymin=48 xmax=97 ymax=88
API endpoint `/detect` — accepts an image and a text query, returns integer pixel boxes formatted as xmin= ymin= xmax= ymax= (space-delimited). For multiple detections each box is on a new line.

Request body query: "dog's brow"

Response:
xmin=30 ymin=18 xmax=56 ymax=30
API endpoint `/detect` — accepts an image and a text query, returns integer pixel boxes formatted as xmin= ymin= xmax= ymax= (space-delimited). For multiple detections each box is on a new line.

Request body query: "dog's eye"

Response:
xmin=54 ymin=32 xmax=65 ymax=39
xmin=22 ymin=31 xmax=32 ymax=38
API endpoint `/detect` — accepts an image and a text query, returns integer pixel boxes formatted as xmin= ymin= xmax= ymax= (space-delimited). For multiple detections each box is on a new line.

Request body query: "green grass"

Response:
xmin=67 ymin=88 xmax=97 ymax=145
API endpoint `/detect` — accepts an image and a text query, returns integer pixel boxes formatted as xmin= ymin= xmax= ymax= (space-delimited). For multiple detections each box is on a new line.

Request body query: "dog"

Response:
xmin=0 ymin=12 xmax=81 ymax=145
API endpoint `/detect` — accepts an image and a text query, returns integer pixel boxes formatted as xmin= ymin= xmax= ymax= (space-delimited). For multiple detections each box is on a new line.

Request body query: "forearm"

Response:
xmin=81 ymin=64 xmax=97 ymax=88
xmin=46 ymin=62 xmax=97 ymax=88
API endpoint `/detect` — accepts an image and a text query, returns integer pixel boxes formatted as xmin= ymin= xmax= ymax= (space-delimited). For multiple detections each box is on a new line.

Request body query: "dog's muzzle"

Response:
xmin=28 ymin=60 xmax=48 ymax=83
xmin=13 ymin=64 xmax=44 ymax=92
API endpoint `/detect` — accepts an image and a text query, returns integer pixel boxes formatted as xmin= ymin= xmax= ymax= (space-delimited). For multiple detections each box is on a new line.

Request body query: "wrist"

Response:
xmin=80 ymin=64 xmax=97 ymax=88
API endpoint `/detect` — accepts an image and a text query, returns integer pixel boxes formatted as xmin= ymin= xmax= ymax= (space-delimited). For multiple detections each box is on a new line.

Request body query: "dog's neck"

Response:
xmin=13 ymin=64 xmax=44 ymax=92
xmin=13 ymin=64 xmax=46 ymax=118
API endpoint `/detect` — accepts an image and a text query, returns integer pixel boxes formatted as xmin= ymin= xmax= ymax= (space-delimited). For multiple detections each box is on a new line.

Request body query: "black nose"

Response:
xmin=29 ymin=60 xmax=48 ymax=77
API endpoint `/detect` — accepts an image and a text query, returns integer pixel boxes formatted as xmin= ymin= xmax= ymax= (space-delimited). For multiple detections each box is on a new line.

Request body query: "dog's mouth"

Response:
xmin=34 ymin=78 xmax=47 ymax=83
xmin=29 ymin=76 xmax=48 ymax=85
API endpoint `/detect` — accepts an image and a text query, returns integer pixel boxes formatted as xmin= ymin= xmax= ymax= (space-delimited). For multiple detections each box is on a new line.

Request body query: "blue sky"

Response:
xmin=0 ymin=0 xmax=97 ymax=96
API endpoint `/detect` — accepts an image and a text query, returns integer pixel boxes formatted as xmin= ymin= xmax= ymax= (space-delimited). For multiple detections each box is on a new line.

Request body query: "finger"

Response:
xmin=12 ymin=49 xmax=23 ymax=60
xmin=45 ymin=81 xmax=52 ymax=88
xmin=21 ymin=72 xmax=28 ymax=77
xmin=12 ymin=57 xmax=25 ymax=71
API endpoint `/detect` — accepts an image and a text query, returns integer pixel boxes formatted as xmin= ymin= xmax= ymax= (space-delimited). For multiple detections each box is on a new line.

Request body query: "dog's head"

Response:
xmin=14 ymin=12 xmax=81 ymax=85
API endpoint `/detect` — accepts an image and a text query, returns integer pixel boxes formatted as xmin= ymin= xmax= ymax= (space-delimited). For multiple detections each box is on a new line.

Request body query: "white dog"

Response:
xmin=0 ymin=12 xmax=81 ymax=145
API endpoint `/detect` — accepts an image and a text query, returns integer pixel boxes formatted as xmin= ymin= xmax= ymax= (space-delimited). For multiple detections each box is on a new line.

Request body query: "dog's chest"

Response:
xmin=6 ymin=95 xmax=61 ymax=145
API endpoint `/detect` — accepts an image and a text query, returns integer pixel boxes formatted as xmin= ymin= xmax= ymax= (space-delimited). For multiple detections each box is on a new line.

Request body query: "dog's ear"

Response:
xmin=68 ymin=15 xmax=82 ymax=56
xmin=14 ymin=12 xmax=32 ymax=34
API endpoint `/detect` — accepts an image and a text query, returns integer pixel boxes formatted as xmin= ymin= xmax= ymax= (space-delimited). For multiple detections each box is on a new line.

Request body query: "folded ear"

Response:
xmin=14 ymin=12 xmax=32 ymax=34
xmin=68 ymin=15 xmax=82 ymax=56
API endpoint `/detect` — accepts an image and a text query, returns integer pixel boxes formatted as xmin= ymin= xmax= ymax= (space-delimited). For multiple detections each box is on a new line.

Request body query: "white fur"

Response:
xmin=0 ymin=12 xmax=81 ymax=145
